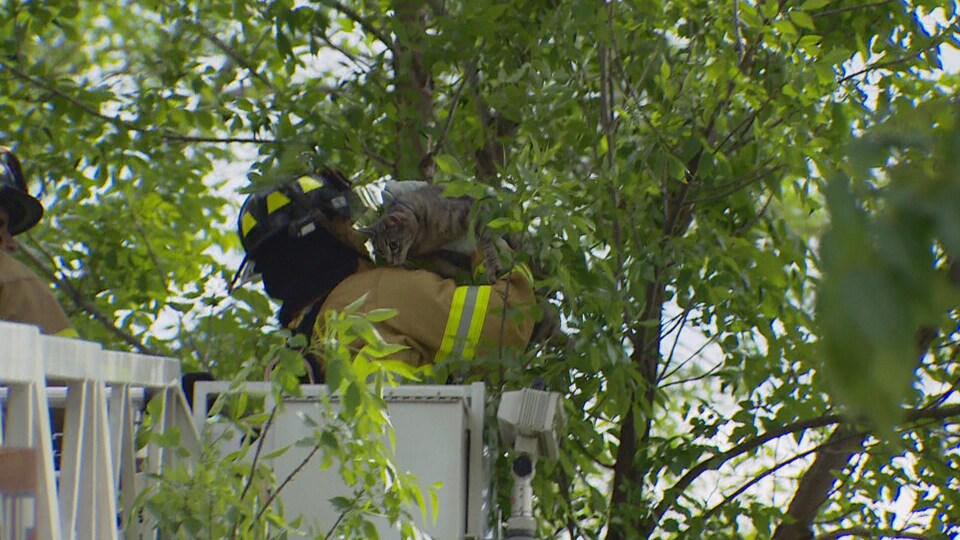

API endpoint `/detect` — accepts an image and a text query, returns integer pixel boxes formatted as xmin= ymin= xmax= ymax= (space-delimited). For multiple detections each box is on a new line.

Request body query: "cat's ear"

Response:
xmin=385 ymin=214 xmax=403 ymax=226
xmin=357 ymin=226 xmax=375 ymax=237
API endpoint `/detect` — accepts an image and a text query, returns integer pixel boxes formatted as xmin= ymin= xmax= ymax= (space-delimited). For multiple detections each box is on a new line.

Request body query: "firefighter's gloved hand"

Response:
xmin=181 ymin=372 xmax=215 ymax=409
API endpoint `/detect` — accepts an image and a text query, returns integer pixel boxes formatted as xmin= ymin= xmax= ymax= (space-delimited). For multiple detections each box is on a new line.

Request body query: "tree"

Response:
xmin=3 ymin=0 xmax=960 ymax=538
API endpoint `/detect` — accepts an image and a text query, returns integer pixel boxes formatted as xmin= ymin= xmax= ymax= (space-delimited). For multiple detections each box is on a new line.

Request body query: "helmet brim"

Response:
xmin=0 ymin=187 xmax=43 ymax=234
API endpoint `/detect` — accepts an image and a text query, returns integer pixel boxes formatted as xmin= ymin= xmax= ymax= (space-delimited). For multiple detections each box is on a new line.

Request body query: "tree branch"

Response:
xmin=658 ymin=357 xmax=722 ymax=390
xmin=16 ymin=237 xmax=159 ymax=355
xmin=158 ymin=132 xmax=277 ymax=144
xmin=733 ymin=191 xmax=774 ymax=237
xmin=905 ymin=402 xmax=960 ymax=423
xmin=772 ymin=425 xmax=867 ymax=540
xmin=428 ymin=72 xmax=468 ymax=158
xmin=316 ymin=0 xmax=394 ymax=53
xmin=191 ymin=22 xmax=273 ymax=89
xmin=839 ymin=30 xmax=952 ymax=84
xmin=391 ymin=0 xmax=435 ymax=180
xmin=650 ymin=402 xmax=960 ymax=533
xmin=652 ymin=413 xmax=844 ymax=526
xmin=810 ymin=1 xmax=896 ymax=19
xmin=703 ymin=442 xmax=823 ymax=520
xmin=771 ymin=323 xmax=952 ymax=539
xmin=813 ymin=526 xmax=928 ymax=540
xmin=319 ymin=33 xmax=374 ymax=71
xmin=683 ymin=163 xmax=784 ymax=205
xmin=236 ymin=405 xmax=279 ymax=504
xmin=248 ymin=442 xmax=324 ymax=530
xmin=1 ymin=60 xmax=278 ymax=145
xmin=1 ymin=60 xmax=133 ymax=127
xmin=839 ymin=55 xmax=922 ymax=84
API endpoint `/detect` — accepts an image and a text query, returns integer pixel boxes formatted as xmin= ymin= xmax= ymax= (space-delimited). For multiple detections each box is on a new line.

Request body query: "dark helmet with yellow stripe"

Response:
xmin=238 ymin=170 xmax=354 ymax=255
xmin=0 ymin=146 xmax=44 ymax=235
xmin=231 ymin=169 xmax=355 ymax=290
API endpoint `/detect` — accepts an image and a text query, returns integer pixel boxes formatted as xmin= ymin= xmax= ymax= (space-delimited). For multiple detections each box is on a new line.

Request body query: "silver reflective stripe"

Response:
xmin=450 ymin=286 xmax=480 ymax=359
xmin=435 ymin=285 xmax=492 ymax=363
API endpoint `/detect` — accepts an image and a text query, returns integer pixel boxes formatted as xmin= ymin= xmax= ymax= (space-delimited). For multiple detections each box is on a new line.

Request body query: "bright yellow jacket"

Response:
xmin=314 ymin=259 xmax=537 ymax=368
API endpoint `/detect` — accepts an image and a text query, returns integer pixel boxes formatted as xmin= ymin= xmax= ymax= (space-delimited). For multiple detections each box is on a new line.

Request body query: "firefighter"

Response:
xmin=0 ymin=146 xmax=76 ymax=337
xmin=232 ymin=170 xmax=538 ymax=380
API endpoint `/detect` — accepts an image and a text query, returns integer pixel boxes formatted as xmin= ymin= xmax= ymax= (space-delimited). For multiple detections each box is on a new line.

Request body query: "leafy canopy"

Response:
xmin=3 ymin=0 xmax=960 ymax=538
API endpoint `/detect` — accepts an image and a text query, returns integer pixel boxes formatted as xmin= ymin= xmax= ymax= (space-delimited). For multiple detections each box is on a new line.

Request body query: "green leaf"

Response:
xmin=789 ymin=11 xmax=816 ymax=31
xmin=343 ymin=382 xmax=361 ymax=415
xmin=797 ymin=35 xmax=822 ymax=50
xmin=486 ymin=216 xmax=524 ymax=232
xmin=329 ymin=496 xmax=353 ymax=512
xmin=364 ymin=308 xmax=398 ymax=323
xmin=434 ymin=154 xmax=464 ymax=175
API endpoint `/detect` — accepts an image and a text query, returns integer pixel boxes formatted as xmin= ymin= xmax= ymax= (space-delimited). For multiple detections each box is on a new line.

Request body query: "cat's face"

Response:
xmin=373 ymin=213 xmax=417 ymax=265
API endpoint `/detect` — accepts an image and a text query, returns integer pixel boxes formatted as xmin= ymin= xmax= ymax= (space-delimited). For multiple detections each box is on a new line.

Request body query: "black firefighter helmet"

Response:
xmin=231 ymin=169 xmax=356 ymax=291
xmin=0 ymin=146 xmax=43 ymax=234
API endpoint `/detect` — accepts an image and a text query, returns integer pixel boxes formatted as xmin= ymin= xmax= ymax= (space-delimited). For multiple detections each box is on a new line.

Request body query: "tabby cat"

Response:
xmin=364 ymin=184 xmax=502 ymax=282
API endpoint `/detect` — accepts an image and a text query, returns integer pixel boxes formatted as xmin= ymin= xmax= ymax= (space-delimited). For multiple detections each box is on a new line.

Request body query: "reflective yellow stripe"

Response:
xmin=461 ymin=286 xmax=491 ymax=360
xmin=297 ymin=175 xmax=322 ymax=193
xmin=266 ymin=191 xmax=291 ymax=213
xmin=436 ymin=287 xmax=468 ymax=363
xmin=54 ymin=328 xmax=79 ymax=338
xmin=435 ymin=285 xmax=492 ymax=363
xmin=241 ymin=212 xmax=258 ymax=237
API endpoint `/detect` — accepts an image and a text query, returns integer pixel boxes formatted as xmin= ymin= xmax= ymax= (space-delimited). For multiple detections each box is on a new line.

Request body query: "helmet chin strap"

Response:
xmin=227 ymin=254 xmax=258 ymax=293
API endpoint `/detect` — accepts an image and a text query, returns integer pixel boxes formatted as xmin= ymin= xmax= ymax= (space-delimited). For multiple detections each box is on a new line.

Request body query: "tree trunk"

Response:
xmin=392 ymin=0 xmax=434 ymax=181
xmin=772 ymin=425 xmax=867 ymax=540
xmin=606 ymin=280 xmax=665 ymax=540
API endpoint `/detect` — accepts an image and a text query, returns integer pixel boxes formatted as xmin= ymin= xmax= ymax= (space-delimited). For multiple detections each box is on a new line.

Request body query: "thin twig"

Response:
xmin=2 ymin=60 xmax=134 ymax=128
xmin=319 ymin=33 xmax=373 ymax=71
xmin=810 ymin=0 xmax=895 ymax=19
xmin=657 ymin=334 xmax=723 ymax=388
xmin=839 ymin=55 xmax=921 ymax=83
xmin=733 ymin=0 xmax=744 ymax=64
xmin=712 ymin=100 xmax=771 ymax=155
xmin=733 ymin=191 xmax=774 ymax=236
xmin=839 ymin=31 xmax=952 ymax=84
xmin=813 ymin=527 xmax=928 ymax=540
xmin=659 ymin=305 xmax=693 ymax=379
xmin=316 ymin=0 xmax=394 ymax=52
xmin=683 ymin=164 xmax=785 ymax=205
xmin=654 ymin=403 xmax=960 ymax=526
xmin=653 ymin=413 xmax=844 ymax=524
xmin=703 ymin=443 xmax=822 ymax=520
xmin=192 ymin=22 xmax=273 ymax=88
xmin=428 ymin=72 xmax=469 ymax=157
xmin=1 ymin=60 xmax=276 ymax=145
xmin=237 ymin=405 xmax=279 ymax=503
xmin=659 ymin=358 xmax=722 ymax=390
xmin=158 ymin=132 xmax=276 ymax=144
xmin=248 ymin=442 xmax=324 ymax=530
xmin=323 ymin=488 xmax=368 ymax=540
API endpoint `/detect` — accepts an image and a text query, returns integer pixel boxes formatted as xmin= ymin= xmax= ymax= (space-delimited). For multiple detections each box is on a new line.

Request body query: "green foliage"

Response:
xmin=818 ymin=100 xmax=960 ymax=428
xmin=3 ymin=0 xmax=960 ymax=538
xmin=135 ymin=307 xmax=430 ymax=538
